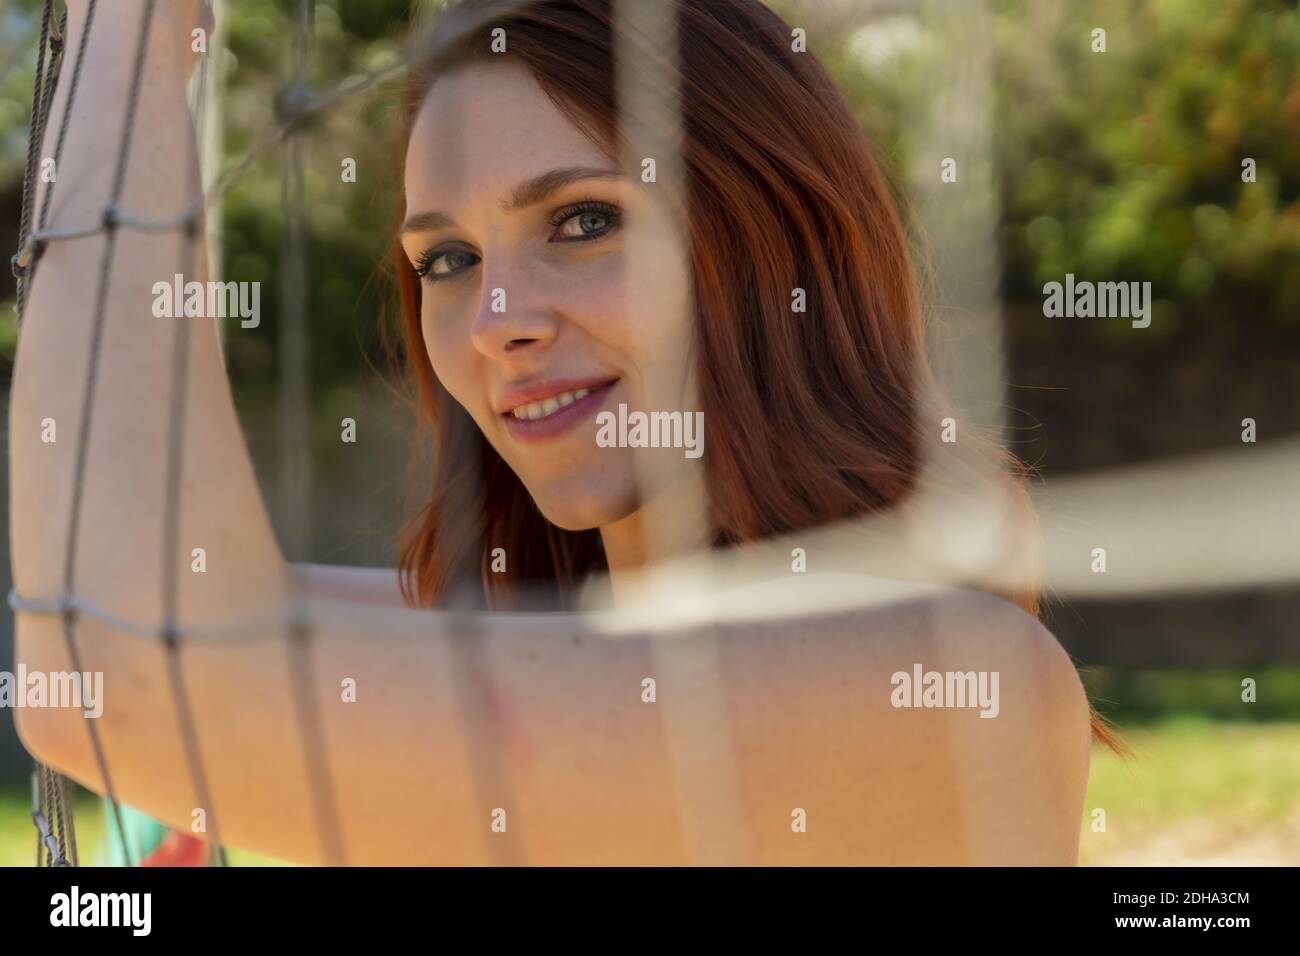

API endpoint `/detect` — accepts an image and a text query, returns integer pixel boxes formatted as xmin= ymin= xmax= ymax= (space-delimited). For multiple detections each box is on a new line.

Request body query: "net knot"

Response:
xmin=11 ymin=237 xmax=45 ymax=278
xmin=101 ymin=205 xmax=120 ymax=232
xmin=274 ymin=83 xmax=316 ymax=131
xmin=56 ymin=595 xmax=78 ymax=627
xmin=286 ymin=601 xmax=313 ymax=643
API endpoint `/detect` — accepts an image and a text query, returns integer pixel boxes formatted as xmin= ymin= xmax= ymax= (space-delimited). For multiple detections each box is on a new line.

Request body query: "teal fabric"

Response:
xmin=103 ymin=800 xmax=170 ymax=866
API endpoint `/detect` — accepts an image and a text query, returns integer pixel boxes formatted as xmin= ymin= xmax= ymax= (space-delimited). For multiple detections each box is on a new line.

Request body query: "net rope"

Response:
xmin=13 ymin=0 xmax=820 ymax=869
xmin=11 ymin=0 xmax=1297 ymax=870
xmin=9 ymin=0 xmax=452 ymax=867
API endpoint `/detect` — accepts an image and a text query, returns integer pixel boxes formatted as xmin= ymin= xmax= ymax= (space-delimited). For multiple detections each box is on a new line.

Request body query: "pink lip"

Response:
xmin=502 ymin=379 xmax=619 ymax=444
xmin=496 ymin=376 xmax=619 ymax=414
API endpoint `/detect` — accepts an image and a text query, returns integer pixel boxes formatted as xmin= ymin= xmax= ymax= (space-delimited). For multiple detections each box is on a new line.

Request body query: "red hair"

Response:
xmin=387 ymin=0 xmax=1120 ymax=751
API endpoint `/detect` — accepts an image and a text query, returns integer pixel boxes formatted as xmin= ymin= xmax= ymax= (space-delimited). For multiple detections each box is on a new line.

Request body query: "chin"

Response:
xmin=524 ymin=474 xmax=639 ymax=532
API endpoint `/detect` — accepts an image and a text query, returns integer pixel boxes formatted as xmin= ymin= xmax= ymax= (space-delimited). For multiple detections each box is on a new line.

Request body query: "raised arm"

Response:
xmin=11 ymin=0 xmax=290 ymax=633
xmin=9 ymin=1 xmax=1089 ymax=866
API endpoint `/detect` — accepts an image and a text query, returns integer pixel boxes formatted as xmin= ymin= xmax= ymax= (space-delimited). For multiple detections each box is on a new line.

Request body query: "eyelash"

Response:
xmin=412 ymin=200 xmax=622 ymax=285
xmin=548 ymin=201 xmax=622 ymax=239
xmin=413 ymin=246 xmax=474 ymax=283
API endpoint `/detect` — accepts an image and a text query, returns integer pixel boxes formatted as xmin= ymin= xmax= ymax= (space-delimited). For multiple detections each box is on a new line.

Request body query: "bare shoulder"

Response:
xmin=716 ymin=577 xmax=1090 ymax=735
xmin=709 ymin=580 xmax=1091 ymax=864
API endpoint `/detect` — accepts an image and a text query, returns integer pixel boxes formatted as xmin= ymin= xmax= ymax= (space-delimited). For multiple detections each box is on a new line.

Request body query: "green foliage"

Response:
xmin=1082 ymin=665 xmax=1300 ymax=725
xmin=783 ymin=0 xmax=1300 ymax=332
xmin=215 ymin=0 xmax=415 ymax=393
xmin=994 ymin=0 xmax=1300 ymax=322
xmin=1 ymin=0 xmax=1297 ymax=371
xmin=0 ymin=0 xmax=417 ymax=386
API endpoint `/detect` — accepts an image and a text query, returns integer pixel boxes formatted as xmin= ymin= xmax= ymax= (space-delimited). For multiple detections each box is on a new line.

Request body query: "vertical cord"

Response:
xmin=62 ymin=774 xmax=80 ymax=866
xmin=39 ymin=768 xmax=52 ymax=866
xmin=58 ymin=0 xmax=165 ymax=868
xmin=22 ymin=0 xmax=100 ymax=322
xmin=36 ymin=2 xmax=78 ymax=871
xmin=18 ymin=2 xmax=59 ymax=871
xmin=33 ymin=770 xmax=41 ymax=867
xmin=14 ymin=0 xmax=54 ymax=319
xmin=18 ymin=0 xmax=82 ymax=870
xmin=160 ymin=40 xmax=230 ymax=866
xmin=17 ymin=5 xmax=66 ymax=319
xmin=32 ymin=764 xmax=70 ymax=867
xmin=282 ymin=0 xmax=347 ymax=866
xmin=49 ymin=764 xmax=69 ymax=863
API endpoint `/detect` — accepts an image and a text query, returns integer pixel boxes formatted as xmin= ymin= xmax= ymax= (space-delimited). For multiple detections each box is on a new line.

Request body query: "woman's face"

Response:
xmin=402 ymin=60 xmax=695 ymax=532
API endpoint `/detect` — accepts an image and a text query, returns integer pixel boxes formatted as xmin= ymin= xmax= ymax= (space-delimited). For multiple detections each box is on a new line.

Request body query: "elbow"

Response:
xmin=12 ymin=677 xmax=116 ymax=800
xmin=10 ymin=617 xmax=104 ymax=792
xmin=13 ymin=694 xmax=84 ymax=782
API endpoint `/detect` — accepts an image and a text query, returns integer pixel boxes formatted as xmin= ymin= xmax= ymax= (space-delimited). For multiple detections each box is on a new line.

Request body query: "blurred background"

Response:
xmin=0 ymin=0 xmax=1297 ymax=865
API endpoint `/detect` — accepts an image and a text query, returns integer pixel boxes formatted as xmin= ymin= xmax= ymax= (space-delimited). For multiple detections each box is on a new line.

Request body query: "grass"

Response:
xmin=0 ymin=789 xmax=105 ymax=867
xmin=1081 ymin=719 xmax=1300 ymax=865
xmin=0 ymin=790 xmax=288 ymax=867
xmin=2 ymin=719 xmax=1297 ymax=866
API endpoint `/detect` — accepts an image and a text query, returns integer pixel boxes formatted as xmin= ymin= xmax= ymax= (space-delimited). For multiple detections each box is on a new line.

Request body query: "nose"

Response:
xmin=469 ymin=260 xmax=559 ymax=359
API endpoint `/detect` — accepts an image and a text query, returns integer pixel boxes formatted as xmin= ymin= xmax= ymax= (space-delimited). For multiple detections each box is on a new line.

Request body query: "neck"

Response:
xmin=599 ymin=467 xmax=711 ymax=606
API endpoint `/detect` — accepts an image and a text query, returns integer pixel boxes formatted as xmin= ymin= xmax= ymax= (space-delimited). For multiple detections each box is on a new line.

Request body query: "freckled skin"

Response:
xmin=403 ymin=61 xmax=696 ymax=535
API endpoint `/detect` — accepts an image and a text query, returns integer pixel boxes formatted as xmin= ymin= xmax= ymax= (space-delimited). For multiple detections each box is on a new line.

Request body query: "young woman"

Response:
xmin=11 ymin=0 xmax=1099 ymax=865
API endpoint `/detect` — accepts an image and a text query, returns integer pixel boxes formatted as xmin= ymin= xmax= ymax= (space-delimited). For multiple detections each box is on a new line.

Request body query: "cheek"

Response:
xmin=422 ymin=304 xmax=481 ymax=416
xmin=555 ymin=254 xmax=635 ymax=353
xmin=609 ymin=242 xmax=696 ymax=405
xmin=547 ymin=245 xmax=691 ymax=385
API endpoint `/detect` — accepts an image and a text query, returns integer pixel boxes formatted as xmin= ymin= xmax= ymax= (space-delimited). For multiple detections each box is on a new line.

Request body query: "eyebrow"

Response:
xmin=503 ymin=166 xmax=621 ymax=212
xmin=400 ymin=166 xmax=621 ymax=235
xmin=399 ymin=210 xmax=457 ymax=235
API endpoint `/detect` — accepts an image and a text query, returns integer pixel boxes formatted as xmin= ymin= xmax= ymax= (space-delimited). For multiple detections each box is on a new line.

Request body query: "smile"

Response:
xmin=501 ymin=378 xmax=618 ymax=443
xmin=510 ymin=387 xmax=593 ymax=421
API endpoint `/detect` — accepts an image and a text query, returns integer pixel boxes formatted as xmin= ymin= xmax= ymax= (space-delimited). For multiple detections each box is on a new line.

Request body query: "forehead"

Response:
xmin=405 ymin=60 xmax=612 ymax=211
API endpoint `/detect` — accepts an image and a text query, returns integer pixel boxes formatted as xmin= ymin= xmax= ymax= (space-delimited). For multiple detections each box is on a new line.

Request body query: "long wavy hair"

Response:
xmin=386 ymin=0 xmax=1120 ymax=750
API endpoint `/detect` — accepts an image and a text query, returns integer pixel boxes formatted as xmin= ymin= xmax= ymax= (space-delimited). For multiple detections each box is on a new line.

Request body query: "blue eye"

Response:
xmin=414 ymin=246 xmax=481 ymax=283
xmin=550 ymin=202 xmax=621 ymax=242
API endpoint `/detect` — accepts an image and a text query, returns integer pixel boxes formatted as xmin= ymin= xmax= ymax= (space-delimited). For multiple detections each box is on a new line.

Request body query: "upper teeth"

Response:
xmin=510 ymin=388 xmax=592 ymax=421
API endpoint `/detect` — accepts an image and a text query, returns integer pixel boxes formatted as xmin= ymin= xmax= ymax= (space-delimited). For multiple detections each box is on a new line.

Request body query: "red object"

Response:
xmin=140 ymin=830 xmax=211 ymax=867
